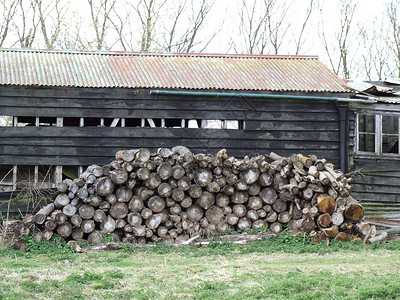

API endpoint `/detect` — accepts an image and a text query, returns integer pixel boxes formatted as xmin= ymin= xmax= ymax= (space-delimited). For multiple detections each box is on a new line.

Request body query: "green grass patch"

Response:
xmin=1 ymin=231 xmax=400 ymax=299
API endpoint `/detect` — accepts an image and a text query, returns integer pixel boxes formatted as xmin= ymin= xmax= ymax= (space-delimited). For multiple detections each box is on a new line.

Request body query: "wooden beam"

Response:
xmin=55 ymin=166 xmax=63 ymax=186
xmin=12 ymin=165 xmax=17 ymax=191
xmin=147 ymin=118 xmax=155 ymax=127
xmin=110 ymin=118 xmax=120 ymax=127
xmin=34 ymin=165 xmax=39 ymax=188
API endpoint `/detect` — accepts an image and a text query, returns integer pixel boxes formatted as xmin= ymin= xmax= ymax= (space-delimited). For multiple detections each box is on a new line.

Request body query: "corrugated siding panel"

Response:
xmin=0 ymin=49 xmax=350 ymax=92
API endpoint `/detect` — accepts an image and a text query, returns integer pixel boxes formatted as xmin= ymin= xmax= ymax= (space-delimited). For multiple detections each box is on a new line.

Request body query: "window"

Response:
xmin=356 ymin=113 xmax=400 ymax=155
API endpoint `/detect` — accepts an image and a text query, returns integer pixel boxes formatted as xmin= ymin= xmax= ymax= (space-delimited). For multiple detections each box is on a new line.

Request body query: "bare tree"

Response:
xmin=37 ymin=0 xmax=68 ymax=49
xmin=13 ymin=0 xmax=40 ymax=48
xmin=133 ymin=0 xmax=166 ymax=51
xmin=0 ymin=0 xmax=20 ymax=47
xmin=266 ymin=0 xmax=291 ymax=55
xmin=319 ymin=0 xmax=357 ymax=79
xmin=161 ymin=0 xmax=219 ymax=53
xmin=87 ymin=0 xmax=116 ymax=50
xmin=359 ymin=19 xmax=391 ymax=80
xmin=236 ymin=0 xmax=291 ymax=55
xmin=387 ymin=0 xmax=400 ymax=78
xmin=237 ymin=0 xmax=268 ymax=54
xmin=162 ymin=0 xmax=186 ymax=52
xmin=292 ymin=0 xmax=315 ymax=55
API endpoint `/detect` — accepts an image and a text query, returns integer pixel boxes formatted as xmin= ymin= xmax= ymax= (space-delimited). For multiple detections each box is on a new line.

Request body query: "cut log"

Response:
xmin=141 ymin=208 xmax=153 ymax=219
xmin=226 ymin=213 xmax=239 ymax=225
xmin=315 ymin=194 xmax=336 ymax=214
xmin=116 ymin=187 xmax=133 ymax=203
xmin=237 ymin=217 xmax=252 ymax=231
xmin=317 ymin=213 xmax=331 ymax=228
xmin=93 ymin=209 xmax=107 ymax=223
xmin=96 ymin=177 xmax=115 ymax=196
xmin=334 ymin=232 xmax=350 ymax=242
xmin=270 ymin=222 xmax=283 ymax=234
xmin=157 ymin=163 xmax=172 ymax=180
xmin=331 ymin=212 xmax=344 ymax=226
xmin=193 ymin=169 xmax=213 ymax=187
xmin=172 ymin=188 xmax=185 ymax=202
xmin=180 ymin=196 xmax=193 ymax=209
xmin=79 ymin=204 xmax=95 ymax=220
xmin=145 ymin=173 xmax=162 ymax=189
xmin=110 ymin=202 xmax=129 ymax=219
xmin=368 ymin=231 xmax=388 ymax=243
xmin=129 ymin=196 xmax=144 ymax=212
xmin=135 ymin=148 xmax=151 ymax=162
xmin=177 ymin=177 xmax=191 ymax=191
xmin=57 ymin=223 xmax=72 ymax=238
xmin=109 ymin=169 xmax=128 ymax=185
xmin=272 ymin=199 xmax=287 ymax=213
xmin=246 ymin=210 xmax=258 ymax=221
xmin=71 ymin=214 xmax=82 ymax=227
xmin=54 ymin=193 xmax=70 ymax=208
xmin=35 ymin=203 xmax=55 ymax=225
xmin=157 ymin=183 xmax=172 ymax=197
xmin=321 ymin=225 xmax=339 ymax=238
xmin=240 ymin=168 xmax=260 ymax=184
xmin=295 ymin=217 xmax=316 ymax=233
xmin=45 ymin=220 xmax=57 ymax=231
xmin=148 ymin=196 xmax=166 ymax=213
xmin=248 ymin=196 xmax=263 ymax=210
xmin=233 ymin=204 xmax=247 ymax=218
xmin=216 ymin=193 xmax=230 ymax=207
xmin=63 ymin=204 xmax=77 ymax=217
xmin=115 ymin=149 xmax=136 ymax=162
xmin=197 ymin=191 xmax=215 ymax=209
xmin=278 ymin=211 xmax=291 ymax=223
xmin=186 ymin=205 xmax=203 ymax=222
xmin=100 ymin=216 xmax=116 ymax=233
xmin=136 ymin=167 xmax=150 ymax=181
xmin=266 ymin=211 xmax=278 ymax=223
xmin=206 ymin=206 xmax=224 ymax=224
xmin=259 ymin=188 xmax=277 ymax=204
xmin=344 ymin=204 xmax=364 ymax=222
xmin=88 ymin=231 xmax=103 ymax=244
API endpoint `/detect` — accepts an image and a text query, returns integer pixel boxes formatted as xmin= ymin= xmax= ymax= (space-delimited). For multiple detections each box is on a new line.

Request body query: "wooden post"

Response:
xmin=13 ymin=116 xmax=17 ymax=127
xmin=121 ymin=118 xmax=125 ymax=127
xmin=55 ymin=166 xmax=63 ymax=186
xmin=79 ymin=118 xmax=84 ymax=127
xmin=12 ymin=165 xmax=17 ymax=191
xmin=34 ymin=166 xmax=39 ymax=188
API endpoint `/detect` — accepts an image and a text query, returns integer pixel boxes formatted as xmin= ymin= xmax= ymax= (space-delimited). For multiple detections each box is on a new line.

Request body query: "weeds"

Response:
xmin=23 ymin=233 xmax=75 ymax=255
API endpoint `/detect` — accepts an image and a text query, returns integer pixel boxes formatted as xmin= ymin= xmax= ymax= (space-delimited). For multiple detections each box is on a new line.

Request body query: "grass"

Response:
xmin=1 ymin=232 xmax=400 ymax=299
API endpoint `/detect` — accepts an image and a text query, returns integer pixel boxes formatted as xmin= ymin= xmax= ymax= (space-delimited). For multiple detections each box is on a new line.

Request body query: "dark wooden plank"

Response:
xmin=351 ymin=183 xmax=400 ymax=195
xmin=352 ymin=176 xmax=400 ymax=187
xmin=0 ymin=96 xmax=340 ymax=113
xmin=352 ymin=192 xmax=400 ymax=203
xmin=0 ymin=127 xmax=340 ymax=141
xmin=0 ymin=128 xmax=340 ymax=143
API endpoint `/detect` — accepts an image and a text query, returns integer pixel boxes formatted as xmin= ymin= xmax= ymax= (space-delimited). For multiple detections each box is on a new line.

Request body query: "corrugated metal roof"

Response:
xmin=0 ymin=48 xmax=351 ymax=92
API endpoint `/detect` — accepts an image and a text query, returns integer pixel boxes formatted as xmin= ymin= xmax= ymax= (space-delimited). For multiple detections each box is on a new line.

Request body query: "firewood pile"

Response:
xmin=26 ymin=146 xmax=383 ymax=244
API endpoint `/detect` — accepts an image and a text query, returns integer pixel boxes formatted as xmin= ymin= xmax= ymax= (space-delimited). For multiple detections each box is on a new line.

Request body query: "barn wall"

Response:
xmin=0 ymin=86 xmax=342 ymax=167
xmin=348 ymin=107 xmax=400 ymax=224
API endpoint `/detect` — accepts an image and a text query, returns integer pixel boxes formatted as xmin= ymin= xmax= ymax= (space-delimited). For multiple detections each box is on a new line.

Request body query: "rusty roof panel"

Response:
xmin=0 ymin=48 xmax=350 ymax=92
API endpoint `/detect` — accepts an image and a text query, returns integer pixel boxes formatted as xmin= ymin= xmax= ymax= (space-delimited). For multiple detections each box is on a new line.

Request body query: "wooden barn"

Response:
xmin=346 ymin=80 xmax=400 ymax=225
xmin=0 ymin=48 xmax=397 ymax=221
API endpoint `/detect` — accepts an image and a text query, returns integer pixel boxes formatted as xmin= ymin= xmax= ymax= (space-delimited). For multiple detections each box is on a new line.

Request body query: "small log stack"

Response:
xmin=31 ymin=147 xmax=380 ymax=244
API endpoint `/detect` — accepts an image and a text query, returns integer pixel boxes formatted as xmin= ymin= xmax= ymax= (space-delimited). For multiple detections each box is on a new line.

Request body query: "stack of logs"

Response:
xmin=28 ymin=147 xmax=381 ymax=244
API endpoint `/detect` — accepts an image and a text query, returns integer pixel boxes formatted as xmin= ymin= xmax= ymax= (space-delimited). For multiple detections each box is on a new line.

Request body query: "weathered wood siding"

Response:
xmin=348 ymin=107 xmax=400 ymax=224
xmin=0 ymin=86 xmax=342 ymax=166
xmin=351 ymin=157 xmax=400 ymax=224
